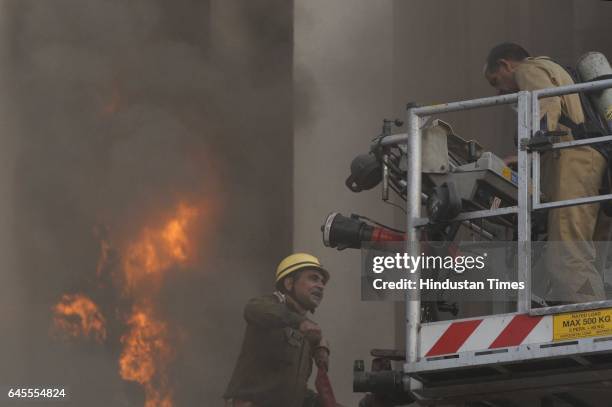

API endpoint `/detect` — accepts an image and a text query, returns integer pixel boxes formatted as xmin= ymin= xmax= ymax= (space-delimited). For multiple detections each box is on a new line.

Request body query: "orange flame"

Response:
xmin=52 ymin=294 xmax=106 ymax=343
xmin=118 ymin=203 xmax=199 ymax=406
xmin=123 ymin=203 xmax=198 ymax=290
xmin=119 ymin=303 xmax=174 ymax=407
xmin=52 ymin=202 xmax=202 ymax=407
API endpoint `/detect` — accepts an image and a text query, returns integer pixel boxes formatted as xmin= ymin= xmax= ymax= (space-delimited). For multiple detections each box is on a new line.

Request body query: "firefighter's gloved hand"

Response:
xmin=299 ymin=320 xmax=322 ymax=344
xmin=314 ymin=345 xmax=330 ymax=371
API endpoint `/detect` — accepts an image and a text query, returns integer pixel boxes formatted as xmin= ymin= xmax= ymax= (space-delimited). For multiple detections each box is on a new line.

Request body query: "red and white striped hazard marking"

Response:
xmin=421 ymin=313 xmax=552 ymax=358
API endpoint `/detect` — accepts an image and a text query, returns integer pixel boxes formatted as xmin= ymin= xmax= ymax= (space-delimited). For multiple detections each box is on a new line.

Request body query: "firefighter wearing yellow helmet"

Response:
xmin=224 ymin=253 xmax=334 ymax=407
xmin=275 ymin=252 xmax=330 ymax=296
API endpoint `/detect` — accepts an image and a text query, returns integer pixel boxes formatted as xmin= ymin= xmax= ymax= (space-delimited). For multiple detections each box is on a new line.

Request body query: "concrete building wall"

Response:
xmin=393 ymin=0 xmax=612 ymax=161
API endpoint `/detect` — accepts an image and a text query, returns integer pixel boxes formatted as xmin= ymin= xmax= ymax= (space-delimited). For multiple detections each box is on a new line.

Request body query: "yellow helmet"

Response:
xmin=275 ymin=253 xmax=329 ymax=286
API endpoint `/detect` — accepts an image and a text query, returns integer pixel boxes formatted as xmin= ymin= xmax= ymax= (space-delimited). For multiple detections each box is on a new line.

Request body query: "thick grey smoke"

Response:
xmin=0 ymin=0 xmax=292 ymax=405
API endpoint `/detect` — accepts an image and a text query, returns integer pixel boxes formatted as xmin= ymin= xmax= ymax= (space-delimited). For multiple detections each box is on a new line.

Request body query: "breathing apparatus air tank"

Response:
xmin=577 ymin=52 xmax=612 ymax=132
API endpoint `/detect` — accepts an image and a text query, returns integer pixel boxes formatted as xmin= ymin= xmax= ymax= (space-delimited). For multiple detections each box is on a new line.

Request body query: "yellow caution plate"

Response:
xmin=553 ymin=308 xmax=612 ymax=341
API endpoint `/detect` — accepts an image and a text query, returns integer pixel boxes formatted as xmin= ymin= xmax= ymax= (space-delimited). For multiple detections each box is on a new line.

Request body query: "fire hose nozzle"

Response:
xmin=322 ymin=212 xmax=404 ymax=251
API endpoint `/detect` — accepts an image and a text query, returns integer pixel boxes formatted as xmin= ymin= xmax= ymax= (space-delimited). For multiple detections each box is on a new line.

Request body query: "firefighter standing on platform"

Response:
xmin=484 ymin=42 xmax=607 ymax=303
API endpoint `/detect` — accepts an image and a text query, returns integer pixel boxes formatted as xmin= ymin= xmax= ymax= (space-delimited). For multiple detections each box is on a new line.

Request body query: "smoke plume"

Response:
xmin=0 ymin=1 xmax=292 ymax=405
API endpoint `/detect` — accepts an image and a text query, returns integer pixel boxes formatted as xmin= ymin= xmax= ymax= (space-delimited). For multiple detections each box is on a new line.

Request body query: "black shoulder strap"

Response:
xmin=550 ymin=60 xmax=607 ymax=138
xmin=558 ymin=114 xmax=579 ymax=132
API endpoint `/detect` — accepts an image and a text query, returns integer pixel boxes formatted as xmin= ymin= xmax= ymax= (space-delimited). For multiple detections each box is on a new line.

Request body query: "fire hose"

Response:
xmin=315 ymin=366 xmax=338 ymax=407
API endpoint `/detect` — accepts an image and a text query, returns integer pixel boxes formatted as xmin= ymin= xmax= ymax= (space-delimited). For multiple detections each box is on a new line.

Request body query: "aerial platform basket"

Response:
xmin=381 ymin=77 xmax=612 ymax=406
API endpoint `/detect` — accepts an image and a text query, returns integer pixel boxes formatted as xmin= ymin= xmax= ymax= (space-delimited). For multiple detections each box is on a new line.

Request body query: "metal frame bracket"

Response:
xmin=519 ymin=130 xmax=566 ymax=151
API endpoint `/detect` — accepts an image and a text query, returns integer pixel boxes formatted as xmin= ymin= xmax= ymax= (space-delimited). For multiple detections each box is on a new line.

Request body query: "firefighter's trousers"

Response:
xmin=541 ymin=145 xmax=607 ymax=303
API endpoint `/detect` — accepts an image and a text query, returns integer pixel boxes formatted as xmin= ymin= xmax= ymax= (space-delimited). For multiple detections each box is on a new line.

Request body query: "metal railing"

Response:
xmin=390 ymin=78 xmax=612 ymax=371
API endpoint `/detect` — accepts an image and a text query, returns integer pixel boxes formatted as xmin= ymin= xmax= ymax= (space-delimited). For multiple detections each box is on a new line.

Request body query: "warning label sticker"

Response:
xmin=501 ymin=167 xmax=518 ymax=185
xmin=553 ymin=308 xmax=612 ymax=341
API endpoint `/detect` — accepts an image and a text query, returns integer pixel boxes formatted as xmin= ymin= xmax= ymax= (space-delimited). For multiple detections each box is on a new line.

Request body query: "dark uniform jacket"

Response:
xmin=224 ymin=292 xmax=318 ymax=407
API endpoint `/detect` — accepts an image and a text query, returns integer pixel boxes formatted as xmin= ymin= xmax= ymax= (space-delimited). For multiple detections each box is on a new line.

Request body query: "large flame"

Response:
xmin=118 ymin=203 xmax=198 ymax=406
xmin=52 ymin=293 xmax=107 ymax=343
xmin=119 ymin=302 xmax=174 ymax=407
xmin=52 ymin=202 xmax=201 ymax=407
xmin=123 ymin=203 xmax=198 ymax=290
